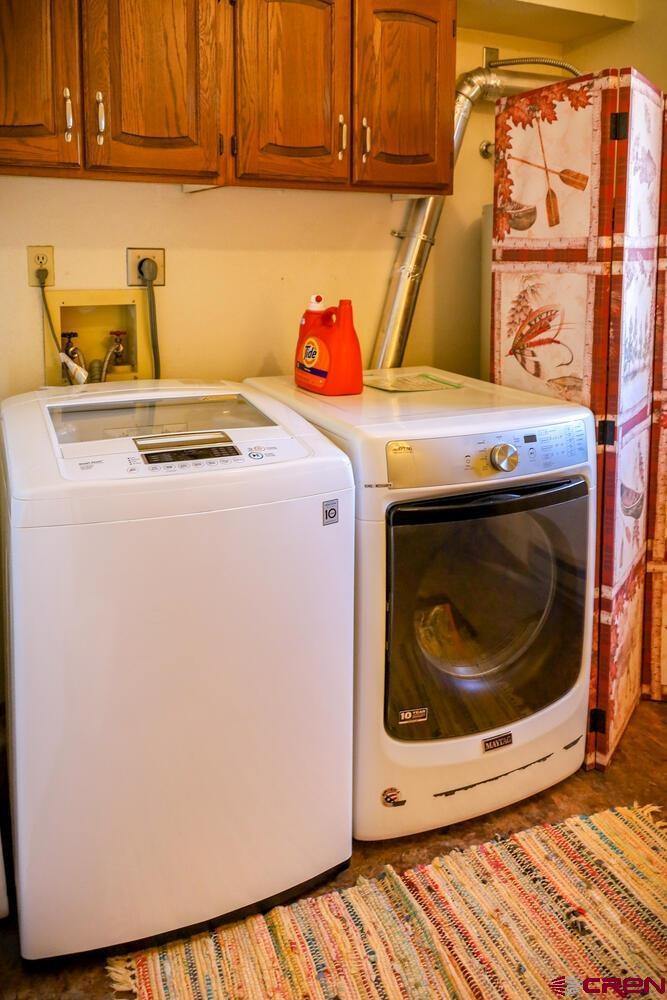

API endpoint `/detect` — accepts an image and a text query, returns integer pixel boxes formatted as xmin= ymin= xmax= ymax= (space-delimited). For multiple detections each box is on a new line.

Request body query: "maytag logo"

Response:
xmin=483 ymin=732 xmax=512 ymax=752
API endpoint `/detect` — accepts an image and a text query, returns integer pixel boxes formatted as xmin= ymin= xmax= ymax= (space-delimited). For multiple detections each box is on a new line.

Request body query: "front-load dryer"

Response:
xmin=246 ymin=367 xmax=597 ymax=840
xmin=0 ymin=380 xmax=354 ymax=957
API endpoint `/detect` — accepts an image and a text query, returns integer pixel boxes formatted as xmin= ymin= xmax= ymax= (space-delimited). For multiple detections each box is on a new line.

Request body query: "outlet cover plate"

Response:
xmin=126 ymin=248 xmax=166 ymax=286
xmin=27 ymin=245 xmax=55 ymax=286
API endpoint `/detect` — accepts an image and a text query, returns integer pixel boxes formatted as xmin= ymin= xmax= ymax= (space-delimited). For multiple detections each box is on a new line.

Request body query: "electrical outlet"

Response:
xmin=27 ymin=246 xmax=55 ymax=286
xmin=126 ymin=248 xmax=166 ymax=286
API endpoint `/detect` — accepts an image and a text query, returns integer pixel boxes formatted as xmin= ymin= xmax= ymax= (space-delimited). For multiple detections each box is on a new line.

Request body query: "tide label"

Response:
xmin=296 ymin=337 xmax=330 ymax=388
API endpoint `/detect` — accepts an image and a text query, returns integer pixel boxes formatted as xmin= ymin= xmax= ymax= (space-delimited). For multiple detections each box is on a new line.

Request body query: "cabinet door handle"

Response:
xmin=338 ymin=114 xmax=348 ymax=160
xmin=63 ymin=87 xmax=73 ymax=142
xmin=362 ymin=117 xmax=371 ymax=163
xmin=96 ymin=91 xmax=106 ymax=145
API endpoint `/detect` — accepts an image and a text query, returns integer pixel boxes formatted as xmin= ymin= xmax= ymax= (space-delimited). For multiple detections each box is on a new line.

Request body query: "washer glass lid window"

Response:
xmin=48 ymin=395 xmax=275 ymax=444
xmin=385 ymin=478 xmax=589 ymax=742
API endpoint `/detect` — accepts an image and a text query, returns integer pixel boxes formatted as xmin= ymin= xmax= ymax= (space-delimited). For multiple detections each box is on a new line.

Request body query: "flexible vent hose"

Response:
xmin=487 ymin=56 xmax=580 ymax=77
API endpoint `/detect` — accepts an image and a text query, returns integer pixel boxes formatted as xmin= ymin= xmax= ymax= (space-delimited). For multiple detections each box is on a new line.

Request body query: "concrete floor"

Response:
xmin=0 ymin=700 xmax=665 ymax=1000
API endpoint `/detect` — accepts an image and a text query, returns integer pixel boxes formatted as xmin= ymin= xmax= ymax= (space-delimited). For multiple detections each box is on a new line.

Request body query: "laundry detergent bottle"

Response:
xmin=295 ymin=294 xmax=326 ymax=373
xmin=294 ymin=298 xmax=363 ymax=395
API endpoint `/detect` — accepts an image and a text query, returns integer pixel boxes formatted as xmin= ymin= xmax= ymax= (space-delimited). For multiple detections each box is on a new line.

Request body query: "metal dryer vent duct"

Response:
xmin=370 ymin=56 xmax=581 ymax=370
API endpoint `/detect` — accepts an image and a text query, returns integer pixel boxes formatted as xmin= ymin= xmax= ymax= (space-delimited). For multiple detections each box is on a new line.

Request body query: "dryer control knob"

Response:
xmin=490 ymin=443 xmax=519 ymax=472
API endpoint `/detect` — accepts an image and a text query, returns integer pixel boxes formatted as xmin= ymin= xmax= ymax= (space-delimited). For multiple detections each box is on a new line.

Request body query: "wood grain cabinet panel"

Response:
xmin=353 ymin=0 xmax=455 ymax=189
xmin=235 ymin=0 xmax=351 ymax=183
xmin=82 ymin=0 xmax=219 ymax=177
xmin=0 ymin=0 xmax=82 ymax=167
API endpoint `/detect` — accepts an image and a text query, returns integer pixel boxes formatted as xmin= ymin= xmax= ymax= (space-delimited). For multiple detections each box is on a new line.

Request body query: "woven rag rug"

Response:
xmin=108 ymin=805 xmax=667 ymax=999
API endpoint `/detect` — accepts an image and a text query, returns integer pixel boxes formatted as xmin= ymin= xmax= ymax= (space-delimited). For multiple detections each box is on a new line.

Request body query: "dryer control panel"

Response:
xmin=386 ymin=419 xmax=588 ymax=489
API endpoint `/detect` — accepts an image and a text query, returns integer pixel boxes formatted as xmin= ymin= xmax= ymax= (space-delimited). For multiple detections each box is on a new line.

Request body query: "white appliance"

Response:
xmin=246 ymin=368 xmax=597 ymax=840
xmin=0 ymin=380 xmax=354 ymax=958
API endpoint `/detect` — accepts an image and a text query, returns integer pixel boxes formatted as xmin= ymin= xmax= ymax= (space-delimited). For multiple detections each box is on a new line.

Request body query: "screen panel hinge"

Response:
xmin=610 ymin=111 xmax=629 ymax=141
xmin=589 ymin=707 xmax=606 ymax=734
xmin=597 ymin=419 xmax=616 ymax=446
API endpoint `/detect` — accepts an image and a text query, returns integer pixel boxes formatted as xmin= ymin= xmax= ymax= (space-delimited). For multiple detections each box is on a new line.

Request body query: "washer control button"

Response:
xmin=490 ymin=443 xmax=519 ymax=472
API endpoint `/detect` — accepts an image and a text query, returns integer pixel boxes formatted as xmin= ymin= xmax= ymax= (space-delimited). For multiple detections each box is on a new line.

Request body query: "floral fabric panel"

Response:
xmin=491 ymin=70 xmax=663 ymax=767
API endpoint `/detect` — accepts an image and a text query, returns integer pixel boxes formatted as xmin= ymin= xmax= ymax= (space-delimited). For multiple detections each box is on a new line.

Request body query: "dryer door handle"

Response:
xmin=388 ymin=477 xmax=588 ymax=526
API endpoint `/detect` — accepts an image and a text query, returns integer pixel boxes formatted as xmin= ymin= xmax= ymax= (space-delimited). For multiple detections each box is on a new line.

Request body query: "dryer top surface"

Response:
xmin=246 ymin=367 xmax=589 ymax=442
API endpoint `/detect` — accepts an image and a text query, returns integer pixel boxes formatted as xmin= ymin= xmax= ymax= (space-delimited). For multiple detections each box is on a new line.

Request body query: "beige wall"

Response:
xmin=0 ymin=26 xmax=637 ymax=402
xmin=565 ymin=0 xmax=667 ymax=90
xmin=0 ymin=178 xmax=405 ymax=399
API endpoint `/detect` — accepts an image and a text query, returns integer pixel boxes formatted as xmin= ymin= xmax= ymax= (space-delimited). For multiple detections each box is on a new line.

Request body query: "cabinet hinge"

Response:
xmin=230 ymin=135 xmax=238 ymax=156
xmin=218 ymin=134 xmax=224 ymax=156
xmin=589 ymin=708 xmax=606 ymax=734
xmin=610 ymin=111 xmax=629 ymax=141
xmin=597 ymin=419 xmax=616 ymax=446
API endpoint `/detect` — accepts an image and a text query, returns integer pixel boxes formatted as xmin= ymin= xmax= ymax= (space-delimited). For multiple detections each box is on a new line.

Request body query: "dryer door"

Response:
xmin=385 ymin=477 xmax=589 ymax=741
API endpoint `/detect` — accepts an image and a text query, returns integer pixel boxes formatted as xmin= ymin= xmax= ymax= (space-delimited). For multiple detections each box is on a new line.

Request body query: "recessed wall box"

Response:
xmin=42 ymin=290 xmax=153 ymax=386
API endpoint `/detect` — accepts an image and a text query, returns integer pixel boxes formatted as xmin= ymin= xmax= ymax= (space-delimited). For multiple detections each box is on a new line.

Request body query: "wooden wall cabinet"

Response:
xmin=82 ymin=0 xmax=219 ymax=178
xmin=0 ymin=0 xmax=82 ymax=168
xmin=234 ymin=0 xmax=456 ymax=192
xmin=353 ymin=0 xmax=456 ymax=189
xmin=0 ymin=0 xmax=457 ymax=192
xmin=235 ymin=0 xmax=351 ymax=183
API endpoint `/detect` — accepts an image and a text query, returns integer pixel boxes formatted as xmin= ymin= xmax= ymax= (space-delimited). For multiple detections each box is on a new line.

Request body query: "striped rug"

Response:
xmin=108 ymin=805 xmax=667 ymax=999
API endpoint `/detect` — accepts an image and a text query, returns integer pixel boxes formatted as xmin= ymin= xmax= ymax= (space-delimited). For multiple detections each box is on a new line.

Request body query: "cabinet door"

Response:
xmin=353 ymin=0 xmax=455 ymax=189
xmin=235 ymin=0 xmax=350 ymax=183
xmin=0 ymin=0 xmax=81 ymax=168
xmin=82 ymin=0 xmax=219 ymax=177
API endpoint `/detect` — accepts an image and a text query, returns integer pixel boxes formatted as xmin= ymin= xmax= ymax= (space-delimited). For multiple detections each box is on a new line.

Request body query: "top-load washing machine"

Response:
xmin=247 ymin=367 xmax=597 ymax=840
xmin=0 ymin=380 xmax=354 ymax=957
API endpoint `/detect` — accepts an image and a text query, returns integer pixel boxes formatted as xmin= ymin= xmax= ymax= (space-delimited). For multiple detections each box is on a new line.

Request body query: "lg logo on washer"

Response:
xmin=322 ymin=500 xmax=339 ymax=525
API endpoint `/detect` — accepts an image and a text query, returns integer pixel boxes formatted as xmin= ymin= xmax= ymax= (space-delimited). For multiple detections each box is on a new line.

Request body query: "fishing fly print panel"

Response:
xmin=491 ymin=68 xmax=663 ymax=768
xmin=643 ymin=93 xmax=667 ymax=704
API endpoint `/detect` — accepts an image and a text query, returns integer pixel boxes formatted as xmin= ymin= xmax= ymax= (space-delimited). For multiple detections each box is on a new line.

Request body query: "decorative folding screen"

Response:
xmin=643 ymin=94 xmax=667 ymax=704
xmin=491 ymin=69 xmax=663 ymax=768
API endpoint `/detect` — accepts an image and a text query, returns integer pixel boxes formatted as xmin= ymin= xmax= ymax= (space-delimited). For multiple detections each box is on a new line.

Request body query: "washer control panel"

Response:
xmin=59 ymin=437 xmax=309 ymax=481
xmin=386 ymin=419 xmax=589 ymax=489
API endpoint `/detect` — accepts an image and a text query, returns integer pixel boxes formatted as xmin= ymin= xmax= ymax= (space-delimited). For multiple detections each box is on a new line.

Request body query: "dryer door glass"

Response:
xmin=385 ymin=478 xmax=589 ymax=741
